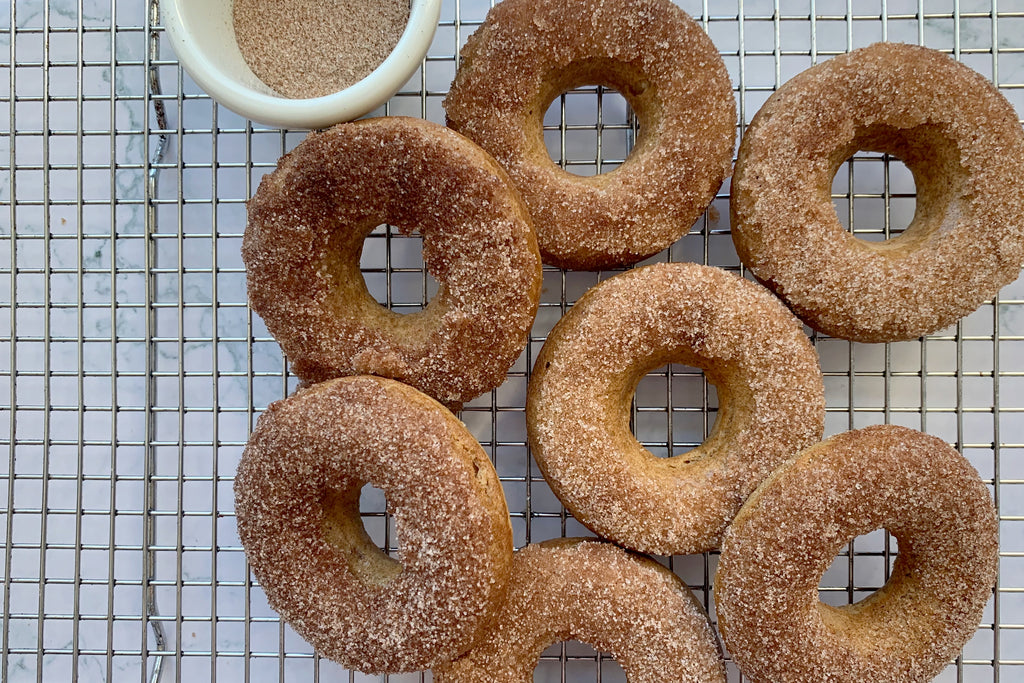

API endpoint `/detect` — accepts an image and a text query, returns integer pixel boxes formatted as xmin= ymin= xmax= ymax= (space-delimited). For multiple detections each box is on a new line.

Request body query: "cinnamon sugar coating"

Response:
xmin=731 ymin=42 xmax=1024 ymax=342
xmin=234 ymin=376 xmax=514 ymax=673
xmin=444 ymin=0 xmax=735 ymax=270
xmin=434 ymin=539 xmax=726 ymax=683
xmin=526 ymin=263 xmax=825 ymax=555
xmin=232 ymin=0 xmax=409 ymax=99
xmin=714 ymin=425 xmax=998 ymax=683
xmin=242 ymin=117 xmax=542 ymax=409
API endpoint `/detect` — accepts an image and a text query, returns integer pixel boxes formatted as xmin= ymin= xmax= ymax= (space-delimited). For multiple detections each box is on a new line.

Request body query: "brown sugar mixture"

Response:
xmin=233 ymin=0 xmax=410 ymax=99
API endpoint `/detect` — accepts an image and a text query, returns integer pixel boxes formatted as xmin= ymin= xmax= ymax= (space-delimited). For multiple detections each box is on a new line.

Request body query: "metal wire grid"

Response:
xmin=2 ymin=0 xmax=1024 ymax=680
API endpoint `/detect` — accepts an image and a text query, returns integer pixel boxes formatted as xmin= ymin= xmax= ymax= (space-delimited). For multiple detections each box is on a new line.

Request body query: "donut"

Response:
xmin=242 ymin=116 xmax=542 ymax=409
xmin=444 ymin=0 xmax=735 ymax=270
xmin=233 ymin=375 xmax=514 ymax=673
xmin=714 ymin=425 xmax=998 ymax=683
xmin=731 ymin=42 xmax=1024 ymax=342
xmin=526 ymin=262 xmax=825 ymax=555
xmin=434 ymin=538 xmax=726 ymax=683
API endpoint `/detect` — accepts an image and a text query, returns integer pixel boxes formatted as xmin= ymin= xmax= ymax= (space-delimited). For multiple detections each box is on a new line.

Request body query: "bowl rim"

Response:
xmin=161 ymin=0 xmax=441 ymax=129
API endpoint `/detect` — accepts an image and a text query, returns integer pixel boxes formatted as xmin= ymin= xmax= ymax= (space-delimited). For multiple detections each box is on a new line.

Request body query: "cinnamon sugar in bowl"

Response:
xmin=161 ymin=0 xmax=440 ymax=129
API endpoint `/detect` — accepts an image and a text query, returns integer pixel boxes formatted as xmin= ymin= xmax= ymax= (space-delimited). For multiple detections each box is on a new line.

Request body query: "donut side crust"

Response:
xmin=714 ymin=424 xmax=998 ymax=683
xmin=445 ymin=0 xmax=735 ymax=270
xmin=243 ymin=117 xmax=542 ymax=408
xmin=731 ymin=42 xmax=1024 ymax=342
xmin=526 ymin=262 xmax=825 ymax=555
xmin=234 ymin=376 xmax=514 ymax=673
xmin=434 ymin=539 xmax=726 ymax=683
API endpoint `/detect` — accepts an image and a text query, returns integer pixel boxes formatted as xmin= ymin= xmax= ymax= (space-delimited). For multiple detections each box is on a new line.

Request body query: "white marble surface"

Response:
xmin=3 ymin=0 xmax=1024 ymax=680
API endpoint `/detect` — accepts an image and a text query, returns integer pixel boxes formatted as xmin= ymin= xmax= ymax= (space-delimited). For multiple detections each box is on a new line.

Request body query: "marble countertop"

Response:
xmin=3 ymin=0 xmax=1024 ymax=680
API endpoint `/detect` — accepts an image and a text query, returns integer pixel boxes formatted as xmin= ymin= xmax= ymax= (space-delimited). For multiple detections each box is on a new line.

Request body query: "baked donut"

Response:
xmin=526 ymin=262 xmax=825 ymax=555
xmin=434 ymin=538 xmax=726 ymax=683
xmin=243 ymin=116 xmax=542 ymax=409
xmin=714 ymin=425 xmax=998 ymax=683
xmin=234 ymin=375 xmax=514 ymax=673
xmin=445 ymin=0 xmax=735 ymax=270
xmin=731 ymin=42 xmax=1024 ymax=342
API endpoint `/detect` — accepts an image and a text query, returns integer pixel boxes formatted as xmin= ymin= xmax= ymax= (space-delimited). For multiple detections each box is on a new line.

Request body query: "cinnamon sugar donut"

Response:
xmin=243 ymin=116 xmax=542 ymax=409
xmin=444 ymin=0 xmax=735 ymax=270
xmin=434 ymin=538 xmax=726 ymax=683
xmin=714 ymin=425 xmax=998 ymax=683
xmin=731 ymin=42 xmax=1024 ymax=342
xmin=234 ymin=375 xmax=514 ymax=673
xmin=526 ymin=263 xmax=825 ymax=555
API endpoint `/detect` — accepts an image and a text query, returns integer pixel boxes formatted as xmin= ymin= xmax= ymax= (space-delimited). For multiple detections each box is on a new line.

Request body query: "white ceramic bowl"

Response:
xmin=161 ymin=0 xmax=441 ymax=129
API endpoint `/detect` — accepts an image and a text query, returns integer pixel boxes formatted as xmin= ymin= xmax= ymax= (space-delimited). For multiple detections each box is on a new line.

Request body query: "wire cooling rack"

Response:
xmin=3 ymin=0 xmax=1024 ymax=681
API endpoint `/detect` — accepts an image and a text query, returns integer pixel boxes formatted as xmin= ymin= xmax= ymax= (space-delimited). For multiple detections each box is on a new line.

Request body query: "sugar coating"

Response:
xmin=731 ymin=42 xmax=1024 ymax=342
xmin=444 ymin=0 xmax=735 ymax=270
xmin=434 ymin=539 xmax=726 ymax=682
xmin=233 ymin=376 xmax=514 ymax=673
xmin=714 ymin=425 xmax=999 ymax=683
xmin=526 ymin=263 xmax=825 ymax=555
xmin=232 ymin=0 xmax=409 ymax=99
xmin=242 ymin=117 xmax=542 ymax=409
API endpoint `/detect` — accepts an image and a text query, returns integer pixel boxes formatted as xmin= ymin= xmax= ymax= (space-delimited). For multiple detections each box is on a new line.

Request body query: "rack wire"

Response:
xmin=2 ymin=0 xmax=1023 ymax=681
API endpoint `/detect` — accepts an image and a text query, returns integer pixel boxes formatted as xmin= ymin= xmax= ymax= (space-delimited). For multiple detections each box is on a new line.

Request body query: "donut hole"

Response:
xmin=536 ymin=641 xmax=626 ymax=682
xmin=358 ymin=223 xmax=441 ymax=310
xmin=631 ymin=363 xmax=719 ymax=460
xmin=321 ymin=481 xmax=402 ymax=586
xmin=832 ymin=158 xmax=917 ymax=241
xmin=543 ymin=84 xmax=636 ymax=176
xmin=827 ymin=123 xmax=965 ymax=252
xmin=818 ymin=528 xmax=899 ymax=608
xmin=813 ymin=526 xmax=950 ymax=659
